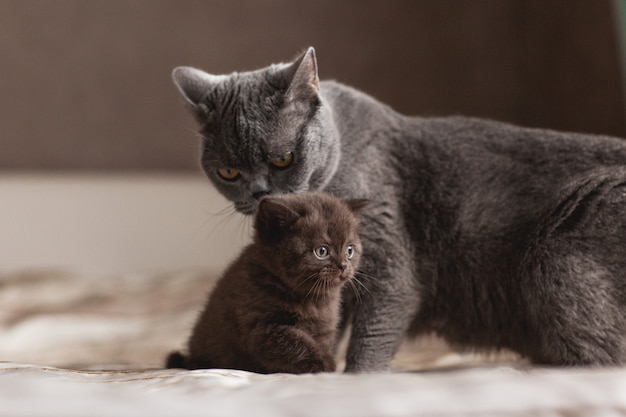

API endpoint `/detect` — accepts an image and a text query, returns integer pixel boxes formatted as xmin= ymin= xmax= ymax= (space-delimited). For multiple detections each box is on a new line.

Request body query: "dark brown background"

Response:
xmin=1 ymin=0 xmax=625 ymax=172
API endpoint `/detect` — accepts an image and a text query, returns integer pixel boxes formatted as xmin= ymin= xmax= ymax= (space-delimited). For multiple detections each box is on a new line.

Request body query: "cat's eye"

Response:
xmin=270 ymin=152 xmax=294 ymax=169
xmin=313 ymin=246 xmax=329 ymax=259
xmin=217 ymin=168 xmax=240 ymax=181
xmin=346 ymin=245 xmax=355 ymax=259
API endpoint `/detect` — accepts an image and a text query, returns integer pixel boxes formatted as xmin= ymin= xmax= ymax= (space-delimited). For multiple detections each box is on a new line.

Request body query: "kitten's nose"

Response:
xmin=339 ymin=262 xmax=348 ymax=272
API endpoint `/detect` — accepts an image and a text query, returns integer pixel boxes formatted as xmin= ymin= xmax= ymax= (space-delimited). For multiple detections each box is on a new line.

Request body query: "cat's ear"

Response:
xmin=283 ymin=47 xmax=320 ymax=103
xmin=255 ymin=197 xmax=301 ymax=244
xmin=344 ymin=198 xmax=370 ymax=215
xmin=172 ymin=67 xmax=226 ymax=106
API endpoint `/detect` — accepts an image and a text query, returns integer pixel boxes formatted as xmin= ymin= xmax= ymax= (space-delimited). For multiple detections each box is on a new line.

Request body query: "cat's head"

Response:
xmin=254 ymin=192 xmax=368 ymax=296
xmin=172 ymin=48 xmax=340 ymax=215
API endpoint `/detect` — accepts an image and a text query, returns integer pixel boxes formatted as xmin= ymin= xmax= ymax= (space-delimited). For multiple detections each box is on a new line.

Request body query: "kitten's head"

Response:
xmin=253 ymin=192 xmax=368 ymax=297
xmin=172 ymin=48 xmax=340 ymax=215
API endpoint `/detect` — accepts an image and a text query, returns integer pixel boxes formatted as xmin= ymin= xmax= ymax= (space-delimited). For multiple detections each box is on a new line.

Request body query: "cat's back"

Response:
xmin=400 ymin=116 xmax=626 ymax=223
xmin=322 ymin=83 xmax=626 ymax=206
xmin=321 ymin=79 xmax=626 ymax=167
xmin=412 ymin=116 xmax=626 ymax=164
xmin=345 ymin=112 xmax=626 ymax=195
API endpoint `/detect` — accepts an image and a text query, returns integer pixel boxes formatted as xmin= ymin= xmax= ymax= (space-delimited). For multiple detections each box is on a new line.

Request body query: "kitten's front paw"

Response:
xmin=305 ymin=352 xmax=337 ymax=373
xmin=320 ymin=351 xmax=337 ymax=373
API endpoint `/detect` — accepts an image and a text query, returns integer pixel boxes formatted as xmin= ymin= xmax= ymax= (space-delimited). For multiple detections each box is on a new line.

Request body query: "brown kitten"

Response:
xmin=166 ymin=192 xmax=367 ymax=374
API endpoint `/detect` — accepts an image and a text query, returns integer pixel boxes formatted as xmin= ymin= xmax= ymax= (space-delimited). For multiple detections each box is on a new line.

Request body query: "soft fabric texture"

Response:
xmin=2 ymin=269 xmax=626 ymax=416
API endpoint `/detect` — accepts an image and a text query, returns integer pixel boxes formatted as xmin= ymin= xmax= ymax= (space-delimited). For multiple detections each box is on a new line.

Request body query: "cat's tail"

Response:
xmin=165 ymin=351 xmax=188 ymax=369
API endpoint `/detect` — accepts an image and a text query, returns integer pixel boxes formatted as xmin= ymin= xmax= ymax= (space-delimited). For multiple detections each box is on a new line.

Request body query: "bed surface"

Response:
xmin=4 ymin=362 xmax=626 ymax=417
xmin=2 ymin=269 xmax=626 ymax=417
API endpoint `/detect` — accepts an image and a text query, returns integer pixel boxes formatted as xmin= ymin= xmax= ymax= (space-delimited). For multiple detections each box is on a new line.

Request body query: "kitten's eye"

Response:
xmin=346 ymin=245 xmax=355 ymax=259
xmin=313 ymin=246 xmax=329 ymax=259
xmin=270 ymin=152 xmax=294 ymax=169
xmin=217 ymin=168 xmax=240 ymax=181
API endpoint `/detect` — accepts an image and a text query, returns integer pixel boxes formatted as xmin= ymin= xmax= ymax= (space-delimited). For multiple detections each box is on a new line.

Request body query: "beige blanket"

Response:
xmin=2 ymin=269 xmax=626 ymax=416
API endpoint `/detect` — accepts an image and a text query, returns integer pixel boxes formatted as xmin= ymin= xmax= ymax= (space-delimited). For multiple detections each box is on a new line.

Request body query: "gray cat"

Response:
xmin=171 ymin=47 xmax=626 ymax=372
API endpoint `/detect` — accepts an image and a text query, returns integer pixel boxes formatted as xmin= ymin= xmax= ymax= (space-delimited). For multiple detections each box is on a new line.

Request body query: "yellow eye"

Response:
xmin=270 ymin=152 xmax=294 ymax=169
xmin=217 ymin=168 xmax=240 ymax=181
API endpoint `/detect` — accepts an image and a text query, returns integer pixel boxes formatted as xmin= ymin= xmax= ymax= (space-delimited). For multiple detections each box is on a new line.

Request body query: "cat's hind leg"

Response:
xmin=524 ymin=252 xmax=626 ymax=365
xmin=522 ymin=173 xmax=626 ymax=365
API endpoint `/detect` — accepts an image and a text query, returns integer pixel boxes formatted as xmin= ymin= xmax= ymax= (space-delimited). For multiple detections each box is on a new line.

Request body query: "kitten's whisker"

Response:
xmin=304 ymin=276 xmax=322 ymax=300
xmin=354 ymin=271 xmax=381 ymax=288
xmin=348 ymin=280 xmax=362 ymax=304
xmin=325 ymin=279 xmax=330 ymax=302
xmin=294 ymin=272 xmax=320 ymax=292
xmin=313 ymin=279 xmax=323 ymax=303
xmin=352 ymin=276 xmax=373 ymax=297
xmin=315 ymin=279 xmax=323 ymax=303
xmin=315 ymin=279 xmax=328 ymax=302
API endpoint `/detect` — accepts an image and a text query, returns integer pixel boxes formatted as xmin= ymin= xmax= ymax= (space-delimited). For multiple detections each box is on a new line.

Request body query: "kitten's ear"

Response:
xmin=255 ymin=197 xmax=301 ymax=244
xmin=283 ymin=47 xmax=320 ymax=103
xmin=344 ymin=198 xmax=370 ymax=215
xmin=172 ymin=67 xmax=226 ymax=106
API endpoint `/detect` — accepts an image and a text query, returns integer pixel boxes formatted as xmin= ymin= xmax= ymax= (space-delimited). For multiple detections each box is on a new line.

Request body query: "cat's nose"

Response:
xmin=252 ymin=190 xmax=270 ymax=200
xmin=249 ymin=177 xmax=271 ymax=200
xmin=339 ymin=262 xmax=348 ymax=272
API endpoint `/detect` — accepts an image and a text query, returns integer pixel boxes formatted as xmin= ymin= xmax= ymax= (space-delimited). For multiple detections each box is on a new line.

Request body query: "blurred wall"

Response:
xmin=0 ymin=174 xmax=246 ymax=273
xmin=1 ymin=0 xmax=624 ymax=172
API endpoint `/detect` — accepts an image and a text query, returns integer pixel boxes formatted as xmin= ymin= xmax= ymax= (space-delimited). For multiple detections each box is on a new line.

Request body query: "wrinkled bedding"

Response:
xmin=2 ymin=269 xmax=626 ymax=416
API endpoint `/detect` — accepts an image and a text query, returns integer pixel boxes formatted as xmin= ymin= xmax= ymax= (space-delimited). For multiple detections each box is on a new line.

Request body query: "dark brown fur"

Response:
xmin=166 ymin=192 xmax=367 ymax=374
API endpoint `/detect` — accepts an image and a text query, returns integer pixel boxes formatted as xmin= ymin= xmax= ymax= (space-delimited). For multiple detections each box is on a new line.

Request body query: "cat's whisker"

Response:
xmin=168 ymin=126 xmax=204 ymax=150
xmin=184 ymin=126 xmax=207 ymax=142
xmin=189 ymin=128 xmax=202 ymax=137
xmin=243 ymin=214 xmax=254 ymax=239
xmin=209 ymin=204 xmax=239 ymax=217
xmin=192 ymin=205 xmax=234 ymax=244
xmin=202 ymin=204 xmax=240 ymax=240
xmin=206 ymin=205 xmax=237 ymax=227
xmin=213 ymin=205 xmax=252 ymax=245
xmin=235 ymin=213 xmax=248 ymax=243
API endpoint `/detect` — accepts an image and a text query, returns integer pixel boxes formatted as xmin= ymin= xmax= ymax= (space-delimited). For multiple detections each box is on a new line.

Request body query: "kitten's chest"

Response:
xmin=293 ymin=302 xmax=339 ymax=342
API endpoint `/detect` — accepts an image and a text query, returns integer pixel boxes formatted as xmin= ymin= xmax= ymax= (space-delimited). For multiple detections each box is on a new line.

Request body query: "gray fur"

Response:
xmin=172 ymin=47 xmax=626 ymax=372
